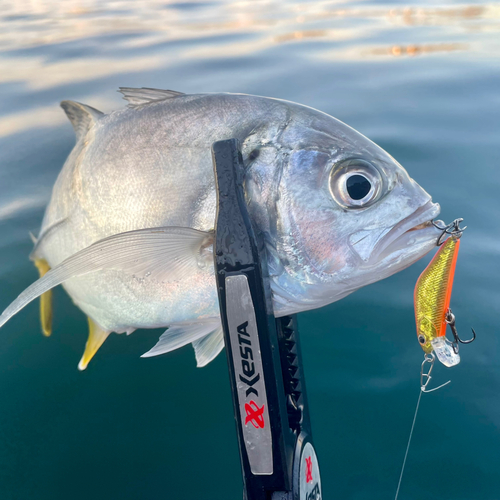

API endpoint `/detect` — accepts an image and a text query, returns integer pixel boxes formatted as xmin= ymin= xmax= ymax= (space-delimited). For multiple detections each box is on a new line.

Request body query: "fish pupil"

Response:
xmin=346 ymin=174 xmax=371 ymax=200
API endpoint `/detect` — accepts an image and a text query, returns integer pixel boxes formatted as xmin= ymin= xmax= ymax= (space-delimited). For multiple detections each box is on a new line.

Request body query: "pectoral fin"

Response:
xmin=0 ymin=226 xmax=213 ymax=330
xmin=33 ymin=258 xmax=52 ymax=337
xmin=78 ymin=318 xmax=110 ymax=371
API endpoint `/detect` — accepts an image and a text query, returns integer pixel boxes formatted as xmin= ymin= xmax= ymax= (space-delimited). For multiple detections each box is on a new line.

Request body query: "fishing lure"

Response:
xmin=395 ymin=222 xmax=477 ymax=500
xmin=414 ymin=219 xmax=475 ymax=368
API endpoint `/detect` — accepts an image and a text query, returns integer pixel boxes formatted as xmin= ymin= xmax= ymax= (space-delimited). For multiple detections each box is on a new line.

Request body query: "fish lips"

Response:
xmin=349 ymin=200 xmax=441 ymax=266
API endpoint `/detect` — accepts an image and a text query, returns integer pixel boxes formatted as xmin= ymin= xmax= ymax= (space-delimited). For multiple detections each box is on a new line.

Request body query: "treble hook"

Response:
xmin=445 ymin=309 xmax=477 ymax=354
xmin=420 ymin=352 xmax=451 ymax=393
xmin=432 ymin=218 xmax=467 ymax=246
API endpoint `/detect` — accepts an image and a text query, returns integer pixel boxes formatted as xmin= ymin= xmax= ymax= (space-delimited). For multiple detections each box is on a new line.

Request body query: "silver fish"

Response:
xmin=0 ymin=88 xmax=441 ymax=369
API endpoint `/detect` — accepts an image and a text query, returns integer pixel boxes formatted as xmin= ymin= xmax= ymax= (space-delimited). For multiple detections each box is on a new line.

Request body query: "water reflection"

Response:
xmin=368 ymin=42 xmax=467 ymax=58
xmin=0 ymin=195 xmax=47 ymax=222
xmin=0 ymin=55 xmax=166 ymax=90
xmin=0 ymin=0 xmax=499 ymax=139
xmin=1 ymin=1 xmax=499 ymax=51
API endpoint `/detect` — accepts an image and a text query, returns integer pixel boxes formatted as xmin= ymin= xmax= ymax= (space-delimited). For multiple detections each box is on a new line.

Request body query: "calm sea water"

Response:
xmin=0 ymin=1 xmax=499 ymax=499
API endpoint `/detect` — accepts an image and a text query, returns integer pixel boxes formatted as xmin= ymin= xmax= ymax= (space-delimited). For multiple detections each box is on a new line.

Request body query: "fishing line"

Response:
xmin=394 ymin=389 xmax=422 ymax=500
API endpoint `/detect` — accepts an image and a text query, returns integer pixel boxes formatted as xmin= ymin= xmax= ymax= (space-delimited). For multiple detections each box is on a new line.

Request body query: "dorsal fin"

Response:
xmin=118 ymin=87 xmax=185 ymax=107
xmin=60 ymin=101 xmax=104 ymax=141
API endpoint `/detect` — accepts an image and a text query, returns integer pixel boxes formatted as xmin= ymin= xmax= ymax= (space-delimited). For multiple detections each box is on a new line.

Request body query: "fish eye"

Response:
xmin=418 ymin=334 xmax=426 ymax=345
xmin=329 ymin=159 xmax=383 ymax=208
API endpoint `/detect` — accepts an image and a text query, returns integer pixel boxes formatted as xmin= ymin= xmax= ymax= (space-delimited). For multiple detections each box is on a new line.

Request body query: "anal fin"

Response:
xmin=34 ymin=259 xmax=52 ymax=337
xmin=141 ymin=320 xmax=220 ymax=358
xmin=192 ymin=327 xmax=224 ymax=367
xmin=78 ymin=318 xmax=110 ymax=371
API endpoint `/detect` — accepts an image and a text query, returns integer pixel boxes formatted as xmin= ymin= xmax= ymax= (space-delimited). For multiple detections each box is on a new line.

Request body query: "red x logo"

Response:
xmin=244 ymin=400 xmax=265 ymax=429
xmin=305 ymin=456 xmax=313 ymax=483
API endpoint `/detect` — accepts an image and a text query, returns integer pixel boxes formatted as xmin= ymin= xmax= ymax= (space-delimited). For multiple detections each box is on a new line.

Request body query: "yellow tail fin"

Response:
xmin=78 ymin=318 xmax=110 ymax=371
xmin=34 ymin=259 xmax=52 ymax=337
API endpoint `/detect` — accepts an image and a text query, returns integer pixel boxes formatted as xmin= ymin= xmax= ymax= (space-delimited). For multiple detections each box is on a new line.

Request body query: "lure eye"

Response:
xmin=329 ymin=159 xmax=383 ymax=208
xmin=418 ymin=334 xmax=426 ymax=345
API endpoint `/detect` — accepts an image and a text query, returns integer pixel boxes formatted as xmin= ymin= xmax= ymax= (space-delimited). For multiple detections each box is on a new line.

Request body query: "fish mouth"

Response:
xmin=370 ymin=200 xmax=441 ymax=263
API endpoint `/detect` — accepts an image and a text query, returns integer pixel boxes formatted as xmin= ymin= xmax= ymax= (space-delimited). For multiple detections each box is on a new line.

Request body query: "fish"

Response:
xmin=414 ymin=234 xmax=461 ymax=367
xmin=0 ymin=87 xmax=442 ymax=370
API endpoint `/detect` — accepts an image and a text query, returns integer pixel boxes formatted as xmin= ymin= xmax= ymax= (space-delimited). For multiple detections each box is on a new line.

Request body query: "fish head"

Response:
xmin=245 ymin=106 xmax=442 ymax=315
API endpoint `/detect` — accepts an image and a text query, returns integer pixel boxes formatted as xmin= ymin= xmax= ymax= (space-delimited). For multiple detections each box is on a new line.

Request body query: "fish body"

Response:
xmin=0 ymin=88 xmax=442 ymax=368
xmin=414 ymin=236 xmax=461 ymax=365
